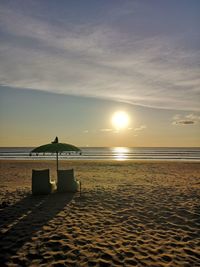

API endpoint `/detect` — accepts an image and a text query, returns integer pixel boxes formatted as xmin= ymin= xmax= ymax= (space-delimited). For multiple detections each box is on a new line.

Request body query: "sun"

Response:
xmin=111 ymin=111 xmax=130 ymax=130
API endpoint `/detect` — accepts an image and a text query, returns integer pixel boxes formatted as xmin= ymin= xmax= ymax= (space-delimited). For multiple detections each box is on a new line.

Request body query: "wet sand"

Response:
xmin=0 ymin=160 xmax=200 ymax=266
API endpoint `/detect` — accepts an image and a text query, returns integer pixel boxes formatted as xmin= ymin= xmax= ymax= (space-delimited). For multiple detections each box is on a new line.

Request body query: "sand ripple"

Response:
xmin=0 ymin=161 xmax=200 ymax=266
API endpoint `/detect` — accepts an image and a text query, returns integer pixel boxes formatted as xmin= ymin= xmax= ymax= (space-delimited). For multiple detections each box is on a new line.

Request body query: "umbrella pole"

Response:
xmin=56 ymin=151 xmax=59 ymax=172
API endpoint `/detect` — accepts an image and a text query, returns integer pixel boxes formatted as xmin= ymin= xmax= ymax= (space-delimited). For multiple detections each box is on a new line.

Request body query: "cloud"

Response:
xmin=100 ymin=129 xmax=113 ymax=132
xmin=84 ymin=127 xmax=139 ymax=134
xmin=174 ymin=120 xmax=195 ymax=125
xmin=172 ymin=114 xmax=200 ymax=125
xmin=0 ymin=2 xmax=199 ymax=111
xmin=99 ymin=125 xmax=146 ymax=133
xmin=134 ymin=125 xmax=147 ymax=131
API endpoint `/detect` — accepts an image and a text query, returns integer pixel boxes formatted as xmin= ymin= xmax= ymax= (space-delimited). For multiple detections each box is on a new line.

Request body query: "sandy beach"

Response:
xmin=0 ymin=160 xmax=200 ymax=266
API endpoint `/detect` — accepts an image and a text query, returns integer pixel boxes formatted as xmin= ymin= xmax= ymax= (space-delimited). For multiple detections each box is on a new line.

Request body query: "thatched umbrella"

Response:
xmin=30 ymin=137 xmax=81 ymax=172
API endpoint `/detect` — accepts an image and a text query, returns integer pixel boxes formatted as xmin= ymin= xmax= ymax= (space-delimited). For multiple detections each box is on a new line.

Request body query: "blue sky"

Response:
xmin=0 ymin=0 xmax=199 ymax=146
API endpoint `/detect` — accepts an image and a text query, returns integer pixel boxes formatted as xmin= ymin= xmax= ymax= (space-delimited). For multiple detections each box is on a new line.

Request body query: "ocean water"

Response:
xmin=0 ymin=147 xmax=200 ymax=161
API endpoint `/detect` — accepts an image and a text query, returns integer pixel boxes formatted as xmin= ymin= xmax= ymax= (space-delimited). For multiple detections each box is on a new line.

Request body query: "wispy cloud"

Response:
xmin=100 ymin=128 xmax=113 ymax=132
xmin=172 ymin=114 xmax=200 ymax=125
xmin=134 ymin=125 xmax=147 ymax=131
xmin=0 ymin=2 xmax=199 ymax=111
xmin=84 ymin=125 xmax=146 ymax=134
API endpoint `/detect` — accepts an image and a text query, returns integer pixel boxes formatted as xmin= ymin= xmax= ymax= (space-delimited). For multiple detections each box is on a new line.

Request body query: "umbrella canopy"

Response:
xmin=30 ymin=137 xmax=81 ymax=171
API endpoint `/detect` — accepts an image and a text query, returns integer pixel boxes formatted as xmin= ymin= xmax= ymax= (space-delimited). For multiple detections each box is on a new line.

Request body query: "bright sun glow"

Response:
xmin=111 ymin=111 xmax=130 ymax=129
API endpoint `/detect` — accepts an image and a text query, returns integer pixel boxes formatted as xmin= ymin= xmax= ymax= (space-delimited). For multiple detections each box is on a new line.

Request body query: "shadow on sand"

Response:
xmin=0 ymin=191 xmax=75 ymax=265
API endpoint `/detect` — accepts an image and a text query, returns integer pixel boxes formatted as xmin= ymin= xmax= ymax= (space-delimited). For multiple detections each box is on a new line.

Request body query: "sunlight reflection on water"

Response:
xmin=0 ymin=147 xmax=200 ymax=161
xmin=112 ymin=147 xmax=130 ymax=161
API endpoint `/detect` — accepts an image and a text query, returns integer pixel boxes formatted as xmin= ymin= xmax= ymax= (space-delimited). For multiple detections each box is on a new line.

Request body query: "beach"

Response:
xmin=0 ymin=160 xmax=200 ymax=266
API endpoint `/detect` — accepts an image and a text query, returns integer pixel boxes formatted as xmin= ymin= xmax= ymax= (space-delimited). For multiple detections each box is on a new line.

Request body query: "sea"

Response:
xmin=0 ymin=147 xmax=200 ymax=162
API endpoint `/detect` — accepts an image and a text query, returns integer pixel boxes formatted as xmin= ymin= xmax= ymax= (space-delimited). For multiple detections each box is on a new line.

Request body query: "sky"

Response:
xmin=0 ymin=0 xmax=200 ymax=147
